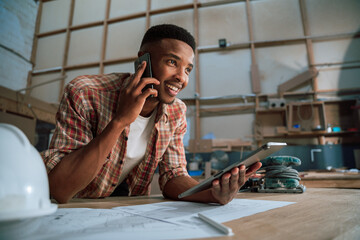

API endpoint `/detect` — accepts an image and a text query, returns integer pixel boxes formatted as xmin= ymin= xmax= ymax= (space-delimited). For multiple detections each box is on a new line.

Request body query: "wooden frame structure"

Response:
xmin=25 ymin=0 xmax=360 ymax=148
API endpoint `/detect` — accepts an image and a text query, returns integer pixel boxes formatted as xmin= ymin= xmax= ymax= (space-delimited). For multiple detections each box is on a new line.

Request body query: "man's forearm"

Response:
xmin=162 ymin=176 xmax=218 ymax=204
xmin=48 ymin=119 xmax=127 ymax=203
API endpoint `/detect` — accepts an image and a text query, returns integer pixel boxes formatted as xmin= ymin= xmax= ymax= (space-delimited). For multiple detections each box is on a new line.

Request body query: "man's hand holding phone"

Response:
xmin=114 ymin=57 xmax=159 ymax=126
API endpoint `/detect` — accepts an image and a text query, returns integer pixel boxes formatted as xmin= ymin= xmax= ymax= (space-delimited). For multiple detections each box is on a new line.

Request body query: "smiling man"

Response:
xmin=41 ymin=24 xmax=261 ymax=204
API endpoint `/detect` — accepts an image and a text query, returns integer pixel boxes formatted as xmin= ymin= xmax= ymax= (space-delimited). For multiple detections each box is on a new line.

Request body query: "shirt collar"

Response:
xmin=155 ymin=103 xmax=168 ymax=124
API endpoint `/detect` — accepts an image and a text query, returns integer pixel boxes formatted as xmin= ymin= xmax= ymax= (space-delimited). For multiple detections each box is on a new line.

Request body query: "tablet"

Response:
xmin=178 ymin=142 xmax=287 ymax=199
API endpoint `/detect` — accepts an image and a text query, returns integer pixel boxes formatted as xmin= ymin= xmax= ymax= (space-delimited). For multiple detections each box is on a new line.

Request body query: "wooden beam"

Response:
xmin=246 ymin=0 xmax=261 ymax=94
xmin=107 ymin=12 xmax=146 ymax=24
xmin=278 ymin=69 xmax=318 ymax=95
xmin=146 ymin=0 xmax=151 ymax=30
xmin=63 ymin=61 xmax=100 ymax=71
xmin=100 ymin=0 xmax=111 ymax=74
xmin=193 ymin=0 xmax=201 ymax=142
xmin=30 ymin=0 xmax=43 ymax=65
xmin=0 ymin=86 xmax=57 ymax=124
xmin=200 ymin=104 xmax=255 ymax=117
xmin=150 ymin=3 xmax=194 ymax=15
xmin=70 ymin=21 xmax=104 ymax=31
xmin=58 ymin=0 xmax=75 ymax=102
xmin=299 ymin=0 xmax=318 ymax=100
xmin=37 ymin=28 xmax=67 ymax=38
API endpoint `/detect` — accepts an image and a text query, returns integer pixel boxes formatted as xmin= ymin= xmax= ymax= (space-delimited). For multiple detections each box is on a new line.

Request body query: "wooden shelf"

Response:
xmin=255 ymin=107 xmax=286 ymax=112
xmin=262 ymin=130 xmax=360 ymax=138
xmin=255 ymin=99 xmax=360 ymax=144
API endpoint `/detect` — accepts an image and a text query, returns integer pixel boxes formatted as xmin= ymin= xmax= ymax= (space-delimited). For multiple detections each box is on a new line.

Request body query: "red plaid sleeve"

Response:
xmin=158 ymin=100 xmax=189 ymax=190
xmin=41 ymin=80 xmax=95 ymax=173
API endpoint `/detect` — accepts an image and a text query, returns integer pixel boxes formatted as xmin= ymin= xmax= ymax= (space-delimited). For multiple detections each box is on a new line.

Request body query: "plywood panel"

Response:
xmin=306 ymin=0 xmax=360 ymax=35
xmin=30 ymin=72 xmax=63 ymax=104
xmin=255 ymin=44 xmax=308 ymax=94
xmin=201 ymin=113 xmax=254 ymax=139
xmin=39 ymin=0 xmax=71 ymax=33
xmin=325 ymin=101 xmax=356 ymax=130
xmin=72 ymin=0 xmax=106 ymax=26
xmin=199 ymin=49 xmax=251 ymax=97
xmin=68 ymin=26 xmax=103 ymax=65
xmin=106 ymin=18 xmax=146 ymax=60
xmin=34 ymin=33 xmax=66 ymax=70
xmin=65 ymin=67 xmax=100 ymax=85
xmin=198 ymin=2 xmax=248 ymax=46
xmin=150 ymin=10 xmax=194 ymax=36
xmin=317 ymin=68 xmax=360 ymax=91
xmin=313 ymin=39 xmax=360 ymax=64
xmin=251 ymin=0 xmax=303 ymax=41
xmin=110 ymin=0 xmax=147 ymax=19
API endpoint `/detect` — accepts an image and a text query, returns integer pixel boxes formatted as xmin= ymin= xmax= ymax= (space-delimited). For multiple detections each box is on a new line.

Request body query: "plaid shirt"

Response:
xmin=41 ymin=73 xmax=189 ymax=198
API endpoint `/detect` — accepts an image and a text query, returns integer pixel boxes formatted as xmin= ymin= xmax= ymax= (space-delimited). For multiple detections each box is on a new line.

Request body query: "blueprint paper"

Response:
xmin=11 ymin=199 xmax=295 ymax=240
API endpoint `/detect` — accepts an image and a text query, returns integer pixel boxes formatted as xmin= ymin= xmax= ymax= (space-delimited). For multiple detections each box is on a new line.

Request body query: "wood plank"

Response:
xmin=246 ymin=0 xmax=261 ymax=94
xmin=69 ymin=20 xmax=103 ymax=31
xmin=150 ymin=3 xmax=194 ymax=15
xmin=107 ymin=12 xmax=146 ymax=24
xmin=0 ymin=98 xmax=56 ymax=124
xmin=251 ymin=64 xmax=261 ymax=93
xmin=146 ymin=0 xmax=151 ymax=30
xmin=0 ymin=86 xmax=57 ymax=124
xmin=193 ymin=0 xmax=201 ymax=143
xmin=299 ymin=0 xmax=318 ymax=100
xmin=58 ymin=0 xmax=75 ymax=102
xmin=30 ymin=0 xmax=43 ymax=64
xmin=278 ymin=69 xmax=318 ymax=94
xmin=99 ymin=0 xmax=111 ymax=74
xmin=199 ymin=105 xmax=255 ymax=117
xmin=301 ymin=179 xmax=360 ymax=188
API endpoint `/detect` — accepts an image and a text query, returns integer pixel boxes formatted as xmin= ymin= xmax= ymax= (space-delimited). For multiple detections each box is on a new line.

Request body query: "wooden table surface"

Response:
xmin=58 ymin=188 xmax=360 ymax=240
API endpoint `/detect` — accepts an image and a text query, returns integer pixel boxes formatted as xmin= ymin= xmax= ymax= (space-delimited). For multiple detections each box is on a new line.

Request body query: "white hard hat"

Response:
xmin=0 ymin=123 xmax=57 ymax=222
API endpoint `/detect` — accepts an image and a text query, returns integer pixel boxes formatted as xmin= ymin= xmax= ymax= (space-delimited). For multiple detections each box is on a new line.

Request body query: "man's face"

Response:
xmin=144 ymin=38 xmax=194 ymax=104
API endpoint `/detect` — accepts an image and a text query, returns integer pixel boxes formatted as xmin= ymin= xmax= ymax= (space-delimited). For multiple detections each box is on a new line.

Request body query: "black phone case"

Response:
xmin=134 ymin=53 xmax=153 ymax=93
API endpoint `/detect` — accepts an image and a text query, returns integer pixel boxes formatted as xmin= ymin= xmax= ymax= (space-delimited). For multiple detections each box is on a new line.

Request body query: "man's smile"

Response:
xmin=165 ymin=83 xmax=181 ymax=96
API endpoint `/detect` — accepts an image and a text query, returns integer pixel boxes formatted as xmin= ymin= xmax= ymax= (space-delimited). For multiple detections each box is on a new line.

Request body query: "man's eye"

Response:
xmin=168 ymin=59 xmax=176 ymax=65
xmin=186 ymin=68 xmax=192 ymax=75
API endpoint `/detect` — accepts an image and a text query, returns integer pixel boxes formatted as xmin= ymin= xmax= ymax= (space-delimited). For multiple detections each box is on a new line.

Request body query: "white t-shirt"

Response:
xmin=118 ymin=110 xmax=156 ymax=184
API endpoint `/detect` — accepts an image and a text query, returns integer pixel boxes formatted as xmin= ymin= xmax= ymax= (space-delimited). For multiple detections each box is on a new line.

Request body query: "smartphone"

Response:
xmin=134 ymin=53 xmax=153 ymax=95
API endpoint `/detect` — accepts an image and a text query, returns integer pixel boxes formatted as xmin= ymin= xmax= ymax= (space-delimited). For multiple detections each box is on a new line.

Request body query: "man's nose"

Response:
xmin=175 ymin=67 xmax=187 ymax=83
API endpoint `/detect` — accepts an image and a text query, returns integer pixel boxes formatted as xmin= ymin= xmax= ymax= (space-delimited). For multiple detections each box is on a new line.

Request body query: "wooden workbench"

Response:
xmin=58 ymin=188 xmax=359 ymax=240
xmin=300 ymin=171 xmax=360 ymax=188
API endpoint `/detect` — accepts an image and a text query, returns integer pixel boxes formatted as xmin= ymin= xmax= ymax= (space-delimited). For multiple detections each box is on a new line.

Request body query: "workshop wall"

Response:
xmin=0 ymin=0 xmax=37 ymax=91
xmin=5 ymin=0 xmax=360 ymax=146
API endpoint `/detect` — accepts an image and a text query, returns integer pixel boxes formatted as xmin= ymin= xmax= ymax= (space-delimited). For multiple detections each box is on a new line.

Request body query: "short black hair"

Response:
xmin=140 ymin=24 xmax=196 ymax=52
